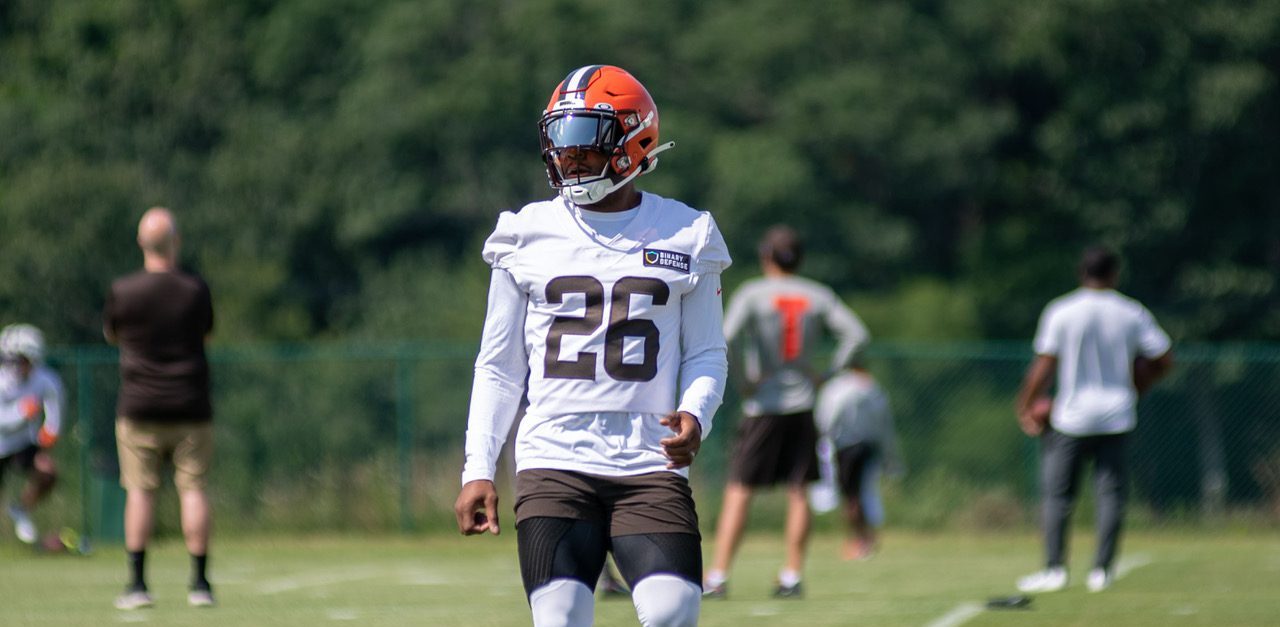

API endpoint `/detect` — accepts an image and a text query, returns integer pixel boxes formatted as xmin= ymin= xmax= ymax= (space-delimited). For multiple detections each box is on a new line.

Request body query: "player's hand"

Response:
xmin=1017 ymin=410 xmax=1044 ymax=437
xmin=19 ymin=396 xmax=41 ymax=421
xmin=659 ymin=411 xmax=702 ymax=469
xmin=454 ymin=479 xmax=500 ymax=536
xmin=37 ymin=427 xmax=57 ymax=448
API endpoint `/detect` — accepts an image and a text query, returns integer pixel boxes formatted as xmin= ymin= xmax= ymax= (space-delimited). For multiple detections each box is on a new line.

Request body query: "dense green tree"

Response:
xmin=1 ymin=0 xmax=1276 ymax=347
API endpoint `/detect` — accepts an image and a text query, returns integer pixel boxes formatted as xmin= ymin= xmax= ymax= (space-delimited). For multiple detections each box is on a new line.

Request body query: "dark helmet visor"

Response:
xmin=540 ymin=111 xmax=620 ymax=151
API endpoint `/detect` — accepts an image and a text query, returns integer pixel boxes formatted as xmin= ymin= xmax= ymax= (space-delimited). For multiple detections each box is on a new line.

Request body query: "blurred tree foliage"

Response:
xmin=1 ymin=0 xmax=1277 ymax=346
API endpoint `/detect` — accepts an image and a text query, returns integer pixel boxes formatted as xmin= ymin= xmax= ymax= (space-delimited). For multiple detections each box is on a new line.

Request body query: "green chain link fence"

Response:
xmin=11 ymin=341 xmax=1279 ymax=543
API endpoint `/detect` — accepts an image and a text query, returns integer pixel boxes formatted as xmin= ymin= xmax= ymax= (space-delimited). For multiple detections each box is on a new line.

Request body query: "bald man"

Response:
xmin=104 ymin=207 xmax=216 ymax=610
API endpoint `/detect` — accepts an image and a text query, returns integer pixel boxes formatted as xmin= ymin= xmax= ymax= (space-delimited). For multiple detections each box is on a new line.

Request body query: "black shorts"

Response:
xmin=514 ymin=469 xmax=699 ymax=537
xmin=727 ymin=411 xmax=820 ymax=487
xmin=836 ymin=442 xmax=880 ymax=499
xmin=0 ymin=444 xmax=39 ymax=486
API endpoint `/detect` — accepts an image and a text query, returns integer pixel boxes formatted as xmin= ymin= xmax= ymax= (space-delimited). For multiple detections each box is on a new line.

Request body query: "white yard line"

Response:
xmin=922 ymin=553 xmax=1156 ymax=627
xmin=257 ymin=567 xmax=384 ymax=595
xmin=1115 ymin=553 xmax=1153 ymax=579
xmin=923 ymin=602 xmax=985 ymax=627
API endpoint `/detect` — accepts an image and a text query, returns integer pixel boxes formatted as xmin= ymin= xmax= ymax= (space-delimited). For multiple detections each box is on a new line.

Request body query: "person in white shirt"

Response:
xmin=1014 ymin=246 xmax=1173 ymax=594
xmin=0 ymin=324 xmax=65 ymax=545
xmin=453 ymin=65 xmax=730 ymax=627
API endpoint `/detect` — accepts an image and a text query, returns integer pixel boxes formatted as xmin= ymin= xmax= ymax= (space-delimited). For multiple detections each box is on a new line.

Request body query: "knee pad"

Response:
xmin=517 ymin=517 xmax=608 ymax=597
xmin=611 ymin=532 xmax=702 ymax=589
xmin=529 ymin=579 xmax=595 ymax=627
xmin=631 ymin=575 xmax=701 ymax=627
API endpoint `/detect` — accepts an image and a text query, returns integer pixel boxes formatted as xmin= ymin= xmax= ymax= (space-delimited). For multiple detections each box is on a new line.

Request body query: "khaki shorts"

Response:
xmin=116 ymin=417 xmax=214 ymax=493
xmin=514 ymin=469 xmax=699 ymax=537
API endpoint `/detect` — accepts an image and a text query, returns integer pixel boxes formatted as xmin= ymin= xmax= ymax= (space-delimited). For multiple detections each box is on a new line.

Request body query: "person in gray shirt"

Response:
xmin=704 ymin=225 xmax=869 ymax=599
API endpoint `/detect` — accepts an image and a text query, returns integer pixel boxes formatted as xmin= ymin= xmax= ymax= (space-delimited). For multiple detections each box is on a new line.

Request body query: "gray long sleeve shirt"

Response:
xmin=723 ymin=274 xmax=869 ymax=417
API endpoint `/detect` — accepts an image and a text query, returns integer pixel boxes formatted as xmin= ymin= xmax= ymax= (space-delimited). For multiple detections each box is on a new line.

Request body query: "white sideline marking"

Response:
xmin=924 ymin=602 xmax=984 ymax=627
xmin=1115 ymin=553 xmax=1152 ymax=579
xmin=116 ymin=615 xmax=148 ymax=623
xmin=258 ymin=567 xmax=383 ymax=595
xmin=327 ymin=609 xmax=359 ymax=621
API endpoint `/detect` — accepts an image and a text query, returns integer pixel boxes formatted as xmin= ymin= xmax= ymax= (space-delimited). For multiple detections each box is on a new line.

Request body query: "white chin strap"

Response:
xmin=563 ymin=141 xmax=676 ymax=206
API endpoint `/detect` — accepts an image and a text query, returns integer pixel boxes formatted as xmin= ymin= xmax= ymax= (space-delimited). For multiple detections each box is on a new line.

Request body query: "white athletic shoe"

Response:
xmin=114 ymin=590 xmax=154 ymax=610
xmin=7 ymin=503 xmax=37 ymax=544
xmin=1016 ymin=566 xmax=1068 ymax=593
xmin=1086 ymin=568 xmax=1112 ymax=592
xmin=188 ymin=588 xmax=216 ymax=607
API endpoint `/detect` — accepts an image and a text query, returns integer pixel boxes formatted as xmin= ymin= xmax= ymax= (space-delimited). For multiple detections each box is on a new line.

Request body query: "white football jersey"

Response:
xmin=1033 ymin=287 xmax=1171 ymax=435
xmin=0 ymin=365 xmax=64 ymax=457
xmin=483 ymin=193 xmax=731 ymax=417
xmin=461 ymin=192 xmax=731 ymax=483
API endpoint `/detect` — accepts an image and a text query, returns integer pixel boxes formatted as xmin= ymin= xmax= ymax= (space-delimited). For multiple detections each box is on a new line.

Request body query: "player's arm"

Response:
xmin=1133 ymin=308 xmax=1174 ymax=396
xmin=36 ymin=373 xmax=65 ymax=448
xmin=825 ymin=293 xmax=871 ymax=378
xmin=1134 ymin=350 xmax=1173 ymax=396
xmin=455 ymin=268 xmax=529 ymax=536
xmin=661 ymin=269 xmax=729 ymax=469
xmin=1015 ymin=354 xmax=1056 ymax=435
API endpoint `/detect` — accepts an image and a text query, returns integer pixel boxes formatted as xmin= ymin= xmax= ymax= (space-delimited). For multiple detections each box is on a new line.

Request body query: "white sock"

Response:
xmin=704 ymin=569 xmax=726 ymax=587
xmin=529 ymin=579 xmax=595 ymax=627
xmin=632 ymin=575 xmax=700 ymax=627
xmin=778 ymin=569 xmax=802 ymax=588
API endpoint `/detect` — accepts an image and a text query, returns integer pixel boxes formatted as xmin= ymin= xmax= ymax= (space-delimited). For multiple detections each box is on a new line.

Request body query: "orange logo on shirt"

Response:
xmin=773 ymin=295 xmax=810 ymax=361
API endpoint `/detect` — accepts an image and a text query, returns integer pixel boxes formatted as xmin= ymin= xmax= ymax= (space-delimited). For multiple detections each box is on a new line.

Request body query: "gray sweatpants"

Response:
xmin=1039 ymin=429 xmax=1128 ymax=570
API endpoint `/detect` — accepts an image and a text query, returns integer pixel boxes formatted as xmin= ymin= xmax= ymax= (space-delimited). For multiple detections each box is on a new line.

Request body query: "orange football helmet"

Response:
xmin=538 ymin=65 xmax=674 ymax=205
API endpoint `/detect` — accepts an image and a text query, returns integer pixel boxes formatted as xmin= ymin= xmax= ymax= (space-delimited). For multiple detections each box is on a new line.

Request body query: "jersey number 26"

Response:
xmin=544 ymin=276 xmax=669 ymax=383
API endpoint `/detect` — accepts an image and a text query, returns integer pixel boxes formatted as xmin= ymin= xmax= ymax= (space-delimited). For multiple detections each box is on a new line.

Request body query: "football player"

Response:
xmin=0 ymin=324 xmax=65 ymax=545
xmin=454 ymin=65 xmax=731 ymax=627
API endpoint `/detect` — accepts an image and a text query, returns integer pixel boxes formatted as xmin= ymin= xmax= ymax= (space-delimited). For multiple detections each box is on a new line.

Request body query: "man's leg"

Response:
xmin=1040 ymin=430 xmax=1084 ymax=568
xmin=705 ymin=482 xmax=752 ymax=590
xmin=20 ymin=450 xmax=56 ymax=511
xmin=1017 ymin=430 xmax=1083 ymax=593
xmin=1092 ymin=434 xmax=1128 ymax=571
xmin=613 ymin=533 xmax=703 ymax=627
xmin=174 ymin=422 xmax=215 ymax=605
xmin=123 ymin=488 xmax=156 ymax=593
xmin=777 ymin=485 xmax=810 ymax=595
xmin=5 ymin=447 xmax=42 ymax=543
xmin=517 ymin=517 xmax=607 ymax=627
xmin=115 ymin=418 xmax=160 ymax=609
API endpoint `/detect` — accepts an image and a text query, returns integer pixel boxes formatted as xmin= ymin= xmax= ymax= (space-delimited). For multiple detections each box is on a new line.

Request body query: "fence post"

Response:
xmin=77 ymin=353 xmax=92 ymax=539
xmin=395 ymin=352 xmax=415 ymax=532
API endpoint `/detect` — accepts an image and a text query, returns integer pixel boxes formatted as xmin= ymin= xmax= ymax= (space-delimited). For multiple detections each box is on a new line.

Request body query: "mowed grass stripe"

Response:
xmin=0 ymin=531 xmax=1277 ymax=626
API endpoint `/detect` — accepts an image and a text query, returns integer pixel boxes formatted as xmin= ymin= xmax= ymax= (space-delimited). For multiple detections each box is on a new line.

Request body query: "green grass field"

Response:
xmin=1 ymin=530 xmax=1277 ymax=626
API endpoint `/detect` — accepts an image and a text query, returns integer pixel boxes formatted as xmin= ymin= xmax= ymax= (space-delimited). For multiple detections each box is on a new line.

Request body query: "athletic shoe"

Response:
xmin=6 ymin=503 xmax=37 ymax=544
xmin=114 ymin=589 xmax=154 ymax=610
xmin=701 ymin=582 xmax=727 ymax=599
xmin=772 ymin=581 xmax=803 ymax=599
xmin=1016 ymin=567 xmax=1068 ymax=593
xmin=188 ymin=588 xmax=216 ymax=607
xmin=1086 ymin=568 xmax=1112 ymax=593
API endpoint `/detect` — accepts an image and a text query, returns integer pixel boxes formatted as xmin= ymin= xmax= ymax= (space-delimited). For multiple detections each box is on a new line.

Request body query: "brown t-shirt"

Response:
xmin=104 ymin=270 xmax=214 ymax=422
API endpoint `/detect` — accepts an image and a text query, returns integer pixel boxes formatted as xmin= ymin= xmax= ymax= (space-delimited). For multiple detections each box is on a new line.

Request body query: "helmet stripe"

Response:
xmin=561 ymin=65 xmax=603 ymax=96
